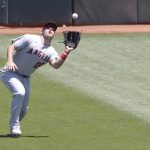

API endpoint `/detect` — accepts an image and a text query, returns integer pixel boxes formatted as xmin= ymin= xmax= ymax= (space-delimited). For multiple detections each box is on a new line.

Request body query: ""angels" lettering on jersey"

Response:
xmin=27 ymin=48 xmax=50 ymax=62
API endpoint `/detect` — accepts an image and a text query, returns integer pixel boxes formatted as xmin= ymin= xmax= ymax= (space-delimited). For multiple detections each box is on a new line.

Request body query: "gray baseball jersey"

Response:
xmin=9 ymin=34 xmax=59 ymax=76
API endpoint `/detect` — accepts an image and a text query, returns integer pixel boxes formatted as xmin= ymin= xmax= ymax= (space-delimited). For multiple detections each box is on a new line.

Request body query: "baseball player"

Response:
xmin=0 ymin=21 xmax=74 ymax=137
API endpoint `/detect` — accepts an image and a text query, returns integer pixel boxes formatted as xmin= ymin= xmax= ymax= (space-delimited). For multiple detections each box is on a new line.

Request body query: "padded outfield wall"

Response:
xmin=0 ymin=0 xmax=150 ymax=26
xmin=74 ymin=0 xmax=137 ymax=25
xmin=0 ymin=0 xmax=72 ymax=26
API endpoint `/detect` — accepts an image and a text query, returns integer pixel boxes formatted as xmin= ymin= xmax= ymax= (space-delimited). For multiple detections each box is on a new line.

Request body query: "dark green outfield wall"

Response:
xmin=0 ymin=0 xmax=150 ymax=26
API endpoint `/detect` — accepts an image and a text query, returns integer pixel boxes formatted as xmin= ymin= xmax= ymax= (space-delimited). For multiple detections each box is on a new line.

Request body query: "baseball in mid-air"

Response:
xmin=72 ymin=13 xmax=78 ymax=20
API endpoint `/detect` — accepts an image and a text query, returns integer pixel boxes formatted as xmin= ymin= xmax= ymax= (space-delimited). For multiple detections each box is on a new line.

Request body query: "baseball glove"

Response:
xmin=63 ymin=31 xmax=81 ymax=49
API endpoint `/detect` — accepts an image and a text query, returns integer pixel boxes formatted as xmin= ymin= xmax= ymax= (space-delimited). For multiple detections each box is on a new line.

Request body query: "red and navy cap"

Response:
xmin=43 ymin=21 xmax=57 ymax=31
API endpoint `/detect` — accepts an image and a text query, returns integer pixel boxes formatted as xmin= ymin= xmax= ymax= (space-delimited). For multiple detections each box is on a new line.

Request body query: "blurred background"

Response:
xmin=0 ymin=0 xmax=150 ymax=26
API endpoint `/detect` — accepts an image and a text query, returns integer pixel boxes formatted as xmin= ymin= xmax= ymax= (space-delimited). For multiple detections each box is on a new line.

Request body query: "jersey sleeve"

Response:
xmin=12 ymin=34 xmax=31 ymax=50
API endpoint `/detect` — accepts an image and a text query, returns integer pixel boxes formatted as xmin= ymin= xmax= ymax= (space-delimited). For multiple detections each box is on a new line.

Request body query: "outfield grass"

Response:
xmin=39 ymin=33 xmax=150 ymax=122
xmin=0 ymin=34 xmax=150 ymax=150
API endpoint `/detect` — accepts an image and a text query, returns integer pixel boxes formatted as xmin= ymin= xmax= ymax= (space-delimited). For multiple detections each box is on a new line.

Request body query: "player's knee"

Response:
xmin=18 ymin=91 xmax=25 ymax=97
xmin=14 ymin=89 xmax=26 ymax=97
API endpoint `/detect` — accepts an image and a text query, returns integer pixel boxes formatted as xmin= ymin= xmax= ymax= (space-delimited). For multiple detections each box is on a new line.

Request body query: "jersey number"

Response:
xmin=34 ymin=62 xmax=45 ymax=68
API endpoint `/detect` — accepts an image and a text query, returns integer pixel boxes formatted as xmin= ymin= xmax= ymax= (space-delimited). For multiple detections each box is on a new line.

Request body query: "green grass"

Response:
xmin=38 ymin=33 xmax=150 ymax=122
xmin=1 ymin=33 xmax=150 ymax=150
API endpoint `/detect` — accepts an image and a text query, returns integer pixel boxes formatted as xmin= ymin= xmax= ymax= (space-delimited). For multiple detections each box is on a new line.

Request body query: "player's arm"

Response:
xmin=6 ymin=34 xmax=29 ymax=71
xmin=6 ymin=44 xmax=18 ymax=71
xmin=50 ymin=46 xmax=73 ymax=69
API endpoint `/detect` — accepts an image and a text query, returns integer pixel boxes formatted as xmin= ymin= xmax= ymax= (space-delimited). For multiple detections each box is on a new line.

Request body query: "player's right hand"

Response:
xmin=6 ymin=61 xmax=18 ymax=72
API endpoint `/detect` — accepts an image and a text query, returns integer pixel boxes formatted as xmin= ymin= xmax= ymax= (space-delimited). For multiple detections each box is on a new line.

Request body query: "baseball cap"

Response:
xmin=43 ymin=21 xmax=57 ymax=31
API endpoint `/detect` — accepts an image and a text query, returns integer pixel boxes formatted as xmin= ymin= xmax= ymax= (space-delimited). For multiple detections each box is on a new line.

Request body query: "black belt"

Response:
xmin=17 ymin=73 xmax=29 ymax=78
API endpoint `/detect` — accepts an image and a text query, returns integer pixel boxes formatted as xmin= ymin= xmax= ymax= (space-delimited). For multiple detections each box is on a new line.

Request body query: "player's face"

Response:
xmin=42 ymin=27 xmax=55 ymax=40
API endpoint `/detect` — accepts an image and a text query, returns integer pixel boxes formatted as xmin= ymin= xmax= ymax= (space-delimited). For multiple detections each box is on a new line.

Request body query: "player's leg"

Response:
xmin=1 ymin=71 xmax=25 ymax=135
xmin=19 ymin=77 xmax=30 ymax=121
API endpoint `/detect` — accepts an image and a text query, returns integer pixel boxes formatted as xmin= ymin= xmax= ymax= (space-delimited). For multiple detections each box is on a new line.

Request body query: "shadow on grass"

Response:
xmin=22 ymin=135 xmax=50 ymax=138
xmin=0 ymin=134 xmax=49 ymax=138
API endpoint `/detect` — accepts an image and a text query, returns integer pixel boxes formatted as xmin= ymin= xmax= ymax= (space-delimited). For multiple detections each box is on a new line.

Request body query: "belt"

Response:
xmin=17 ymin=73 xmax=29 ymax=78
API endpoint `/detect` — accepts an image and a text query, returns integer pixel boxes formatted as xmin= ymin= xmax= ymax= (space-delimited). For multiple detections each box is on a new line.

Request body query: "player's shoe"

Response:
xmin=10 ymin=127 xmax=22 ymax=137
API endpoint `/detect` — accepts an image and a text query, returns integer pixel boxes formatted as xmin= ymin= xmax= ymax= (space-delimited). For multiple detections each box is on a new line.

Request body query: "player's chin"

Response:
xmin=45 ymin=35 xmax=54 ymax=40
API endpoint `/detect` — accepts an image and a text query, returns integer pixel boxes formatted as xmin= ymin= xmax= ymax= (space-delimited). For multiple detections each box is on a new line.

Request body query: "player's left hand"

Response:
xmin=63 ymin=31 xmax=81 ymax=49
xmin=65 ymin=46 xmax=74 ymax=53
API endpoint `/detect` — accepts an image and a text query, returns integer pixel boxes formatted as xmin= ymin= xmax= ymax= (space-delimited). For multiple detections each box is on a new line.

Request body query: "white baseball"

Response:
xmin=72 ymin=13 xmax=78 ymax=19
